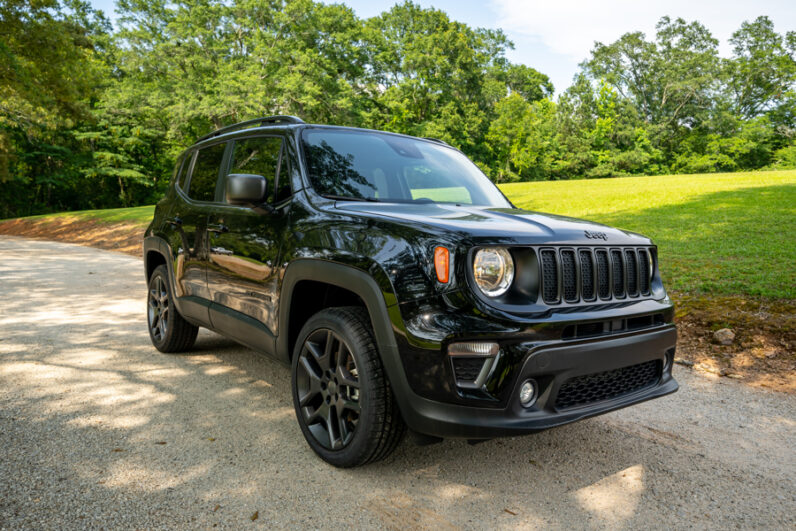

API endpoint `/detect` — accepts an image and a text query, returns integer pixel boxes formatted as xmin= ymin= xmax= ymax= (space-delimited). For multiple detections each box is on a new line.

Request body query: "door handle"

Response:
xmin=167 ymin=216 xmax=182 ymax=227
xmin=207 ymin=224 xmax=229 ymax=234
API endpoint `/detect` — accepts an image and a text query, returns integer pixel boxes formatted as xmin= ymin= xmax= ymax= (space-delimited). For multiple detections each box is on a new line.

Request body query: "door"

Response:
xmin=205 ymin=135 xmax=289 ymax=339
xmin=166 ymin=142 xmax=227 ymax=322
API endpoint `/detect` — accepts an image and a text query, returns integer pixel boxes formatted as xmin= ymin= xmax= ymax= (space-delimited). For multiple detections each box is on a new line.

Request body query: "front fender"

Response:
xmin=277 ymin=259 xmax=429 ymax=425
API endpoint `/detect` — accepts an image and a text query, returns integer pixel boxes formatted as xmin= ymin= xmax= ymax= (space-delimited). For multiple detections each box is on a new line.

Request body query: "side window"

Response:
xmin=174 ymin=152 xmax=193 ymax=190
xmin=188 ymin=143 xmax=226 ymax=202
xmin=275 ymin=153 xmax=293 ymax=203
xmin=229 ymin=136 xmax=283 ymax=203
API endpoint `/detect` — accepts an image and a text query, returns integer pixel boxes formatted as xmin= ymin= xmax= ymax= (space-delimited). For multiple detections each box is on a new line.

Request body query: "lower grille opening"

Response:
xmin=561 ymin=313 xmax=665 ymax=340
xmin=627 ymin=315 xmax=653 ymax=330
xmin=555 ymin=359 xmax=661 ymax=410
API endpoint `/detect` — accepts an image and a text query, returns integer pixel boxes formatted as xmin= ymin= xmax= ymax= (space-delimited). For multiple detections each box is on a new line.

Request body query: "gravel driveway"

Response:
xmin=1 ymin=236 xmax=793 ymax=529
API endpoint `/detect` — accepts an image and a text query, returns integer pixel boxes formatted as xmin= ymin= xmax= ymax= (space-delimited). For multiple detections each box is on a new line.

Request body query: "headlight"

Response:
xmin=473 ymin=247 xmax=514 ymax=297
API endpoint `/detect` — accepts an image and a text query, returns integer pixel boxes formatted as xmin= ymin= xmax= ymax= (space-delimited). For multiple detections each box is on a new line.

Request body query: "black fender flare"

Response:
xmin=143 ymin=236 xmax=171 ymax=282
xmin=277 ymin=259 xmax=421 ymax=420
xmin=277 ymin=259 xmax=399 ymax=360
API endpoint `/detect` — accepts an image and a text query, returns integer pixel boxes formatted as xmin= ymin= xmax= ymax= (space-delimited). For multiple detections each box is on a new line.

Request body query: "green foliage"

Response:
xmin=0 ymin=2 xmax=794 ymax=218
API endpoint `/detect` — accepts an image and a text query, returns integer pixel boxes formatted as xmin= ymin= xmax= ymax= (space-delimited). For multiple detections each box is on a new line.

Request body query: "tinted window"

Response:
xmin=275 ymin=153 xmax=293 ymax=203
xmin=174 ymin=152 xmax=193 ymax=190
xmin=188 ymin=143 xmax=226 ymax=201
xmin=229 ymin=136 xmax=282 ymax=203
xmin=301 ymin=129 xmax=511 ymax=207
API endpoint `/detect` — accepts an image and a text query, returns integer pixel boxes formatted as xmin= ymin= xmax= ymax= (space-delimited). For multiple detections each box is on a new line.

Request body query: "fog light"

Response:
xmin=519 ymin=379 xmax=537 ymax=407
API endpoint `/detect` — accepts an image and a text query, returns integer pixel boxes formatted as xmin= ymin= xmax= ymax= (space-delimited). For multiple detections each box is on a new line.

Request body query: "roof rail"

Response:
xmin=423 ymin=137 xmax=450 ymax=146
xmin=197 ymin=115 xmax=305 ymax=142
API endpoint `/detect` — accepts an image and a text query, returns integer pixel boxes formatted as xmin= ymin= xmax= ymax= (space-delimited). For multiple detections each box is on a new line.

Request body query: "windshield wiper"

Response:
xmin=322 ymin=194 xmax=380 ymax=202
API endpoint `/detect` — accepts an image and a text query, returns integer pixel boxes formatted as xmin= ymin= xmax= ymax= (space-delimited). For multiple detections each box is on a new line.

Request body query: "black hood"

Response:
xmin=334 ymin=202 xmax=652 ymax=246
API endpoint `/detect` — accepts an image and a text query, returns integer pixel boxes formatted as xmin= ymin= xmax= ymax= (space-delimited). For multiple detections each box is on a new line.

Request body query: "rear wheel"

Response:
xmin=147 ymin=265 xmax=198 ymax=352
xmin=291 ymin=307 xmax=405 ymax=467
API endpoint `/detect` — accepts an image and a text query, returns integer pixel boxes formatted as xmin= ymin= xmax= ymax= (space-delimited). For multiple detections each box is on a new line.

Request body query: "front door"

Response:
xmin=205 ymin=135 xmax=288 ymax=337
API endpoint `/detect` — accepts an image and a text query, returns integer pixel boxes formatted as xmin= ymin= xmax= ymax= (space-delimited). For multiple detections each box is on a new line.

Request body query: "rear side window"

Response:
xmin=188 ymin=143 xmax=226 ymax=201
xmin=174 ymin=153 xmax=192 ymax=190
xmin=229 ymin=136 xmax=283 ymax=203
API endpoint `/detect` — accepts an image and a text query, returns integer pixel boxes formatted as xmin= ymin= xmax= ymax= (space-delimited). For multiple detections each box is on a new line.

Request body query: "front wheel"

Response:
xmin=291 ymin=307 xmax=405 ymax=467
xmin=147 ymin=265 xmax=198 ymax=353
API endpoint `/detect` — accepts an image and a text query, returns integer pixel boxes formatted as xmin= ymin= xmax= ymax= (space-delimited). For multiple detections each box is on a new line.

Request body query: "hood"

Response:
xmin=334 ymin=202 xmax=651 ymax=246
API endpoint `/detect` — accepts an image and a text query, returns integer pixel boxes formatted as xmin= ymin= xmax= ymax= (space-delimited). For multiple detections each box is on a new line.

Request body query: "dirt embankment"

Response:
xmin=1 ymin=216 xmax=793 ymax=393
xmin=0 ymin=216 xmax=145 ymax=256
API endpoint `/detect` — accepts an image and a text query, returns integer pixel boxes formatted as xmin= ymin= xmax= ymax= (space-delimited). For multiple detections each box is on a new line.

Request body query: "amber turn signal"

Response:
xmin=434 ymin=246 xmax=450 ymax=283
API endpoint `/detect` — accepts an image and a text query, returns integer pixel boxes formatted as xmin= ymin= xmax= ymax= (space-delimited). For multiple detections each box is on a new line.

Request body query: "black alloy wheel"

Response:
xmin=146 ymin=265 xmax=198 ymax=353
xmin=291 ymin=307 xmax=405 ymax=467
xmin=148 ymin=274 xmax=169 ymax=343
xmin=295 ymin=328 xmax=361 ymax=450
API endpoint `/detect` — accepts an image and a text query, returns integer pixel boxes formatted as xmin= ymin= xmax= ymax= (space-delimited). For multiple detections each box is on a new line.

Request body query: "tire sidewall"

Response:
xmin=291 ymin=310 xmax=382 ymax=467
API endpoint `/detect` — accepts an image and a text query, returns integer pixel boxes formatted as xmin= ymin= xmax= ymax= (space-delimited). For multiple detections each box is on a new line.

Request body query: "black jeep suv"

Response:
xmin=144 ymin=115 xmax=678 ymax=467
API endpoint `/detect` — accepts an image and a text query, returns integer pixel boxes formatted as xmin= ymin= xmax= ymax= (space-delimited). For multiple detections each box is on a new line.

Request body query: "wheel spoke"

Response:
xmin=305 ymin=403 xmax=325 ymax=425
xmin=298 ymin=354 xmax=323 ymax=382
xmin=326 ymin=406 xmax=342 ymax=450
xmin=323 ymin=330 xmax=336 ymax=368
xmin=305 ymin=340 xmax=330 ymax=371
xmin=336 ymin=365 xmax=359 ymax=389
xmin=336 ymin=404 xmax=351 ymax=443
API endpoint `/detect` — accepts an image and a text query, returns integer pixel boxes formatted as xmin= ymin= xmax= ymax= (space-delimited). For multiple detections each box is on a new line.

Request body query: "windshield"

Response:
xmin=301 ymin=128 xmax=512 ymax=207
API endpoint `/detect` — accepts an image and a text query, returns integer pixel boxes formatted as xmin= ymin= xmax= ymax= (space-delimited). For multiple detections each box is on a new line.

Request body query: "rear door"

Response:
xmin=166 ymin=141 xmax=228 ymax=323
xmin=205 ymin=134 xmax=288 ymax=342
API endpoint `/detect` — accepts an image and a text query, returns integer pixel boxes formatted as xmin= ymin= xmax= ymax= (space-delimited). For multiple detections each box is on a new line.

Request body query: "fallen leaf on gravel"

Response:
xmin=112 ymin=448 xmax=124 ymax=452
xmin=250 ymin=511 xmax=259 ymax=521
xmin=504 ymin=509 xmax=517 ymax=516
xmin=207 ymin=437 xmax=216 ymax=442
xmin=213 ymin=504 xmax=220 ymax=512
xmin=155 ymin=441 xmax=167 ymax=445
xmin=528 ymin=459 xmax=540 ymax=467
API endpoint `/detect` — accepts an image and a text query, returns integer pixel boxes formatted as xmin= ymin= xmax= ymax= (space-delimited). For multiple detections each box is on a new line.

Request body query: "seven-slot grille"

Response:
xmin=540 ymin=247 xmax=654 ymax=304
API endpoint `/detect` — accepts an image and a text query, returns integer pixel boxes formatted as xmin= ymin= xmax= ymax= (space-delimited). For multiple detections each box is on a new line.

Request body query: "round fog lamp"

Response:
xmin=519 ymin=379 xmax=537 ymax=407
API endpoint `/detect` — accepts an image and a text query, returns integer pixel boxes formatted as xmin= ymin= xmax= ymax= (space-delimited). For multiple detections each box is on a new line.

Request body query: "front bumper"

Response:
xmin=397 ymin=325 xmax=678 ymax=439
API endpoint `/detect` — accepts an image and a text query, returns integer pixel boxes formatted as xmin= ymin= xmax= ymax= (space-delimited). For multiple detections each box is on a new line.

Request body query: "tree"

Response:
xmin=725 ymin=16 xmax=796 ymax=121
xmin=0 ymin=0 xmax=110 ymax=216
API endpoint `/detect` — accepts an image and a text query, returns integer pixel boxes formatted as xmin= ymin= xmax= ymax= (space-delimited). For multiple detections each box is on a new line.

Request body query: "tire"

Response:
xmin=291 ymin=306 xmax=406 ymax=467
xmin=147 ymin=264 xmax=198 ymax=353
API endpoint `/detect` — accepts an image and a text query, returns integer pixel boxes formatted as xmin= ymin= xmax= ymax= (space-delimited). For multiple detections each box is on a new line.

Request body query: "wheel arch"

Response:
xmin=277 ymin=260 xmax=400 ymax=364
xmin=142 ymin=236 xmax=184 ymax=315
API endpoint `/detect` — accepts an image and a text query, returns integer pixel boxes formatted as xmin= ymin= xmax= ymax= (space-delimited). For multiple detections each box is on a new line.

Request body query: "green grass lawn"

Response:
xmin=22 ymin=204 xmax=156 ymax=225
xmin=6 ymin=169 xmax=795 ymax=299
xmin=500 ymin=170 xmax=796 ymax=299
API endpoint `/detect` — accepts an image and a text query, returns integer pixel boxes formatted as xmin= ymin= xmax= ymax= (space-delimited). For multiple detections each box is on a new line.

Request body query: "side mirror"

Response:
xmin=226 ymin=173 xmax=266 ymax=206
